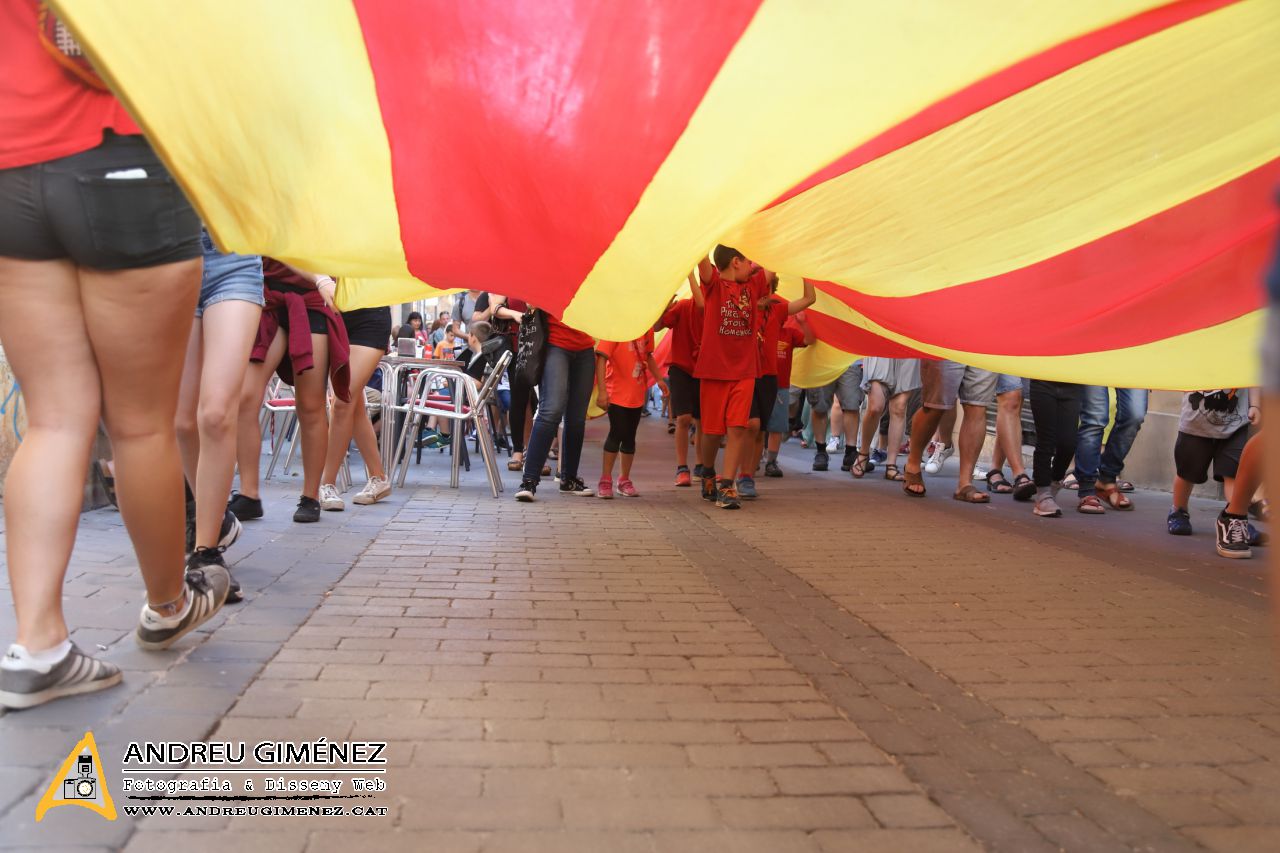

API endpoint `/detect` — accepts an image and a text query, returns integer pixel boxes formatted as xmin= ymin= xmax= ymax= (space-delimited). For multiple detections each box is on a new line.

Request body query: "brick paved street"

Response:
xmin=1 ymin=418 xmax=1277 ymax=852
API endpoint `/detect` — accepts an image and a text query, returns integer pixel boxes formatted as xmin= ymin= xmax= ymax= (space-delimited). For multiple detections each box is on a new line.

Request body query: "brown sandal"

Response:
xmin=953 ymin=484 xmax=991 ymax=504
xmin=903 ymin=467 xmax=926 ymax=497
xmin=851 ymin=453 xmax=872 ymax=479
xmin=884 ymin=464 xmax=904 ymax=482
xmin=1096 ymin=483 xmax=1133 ymax=510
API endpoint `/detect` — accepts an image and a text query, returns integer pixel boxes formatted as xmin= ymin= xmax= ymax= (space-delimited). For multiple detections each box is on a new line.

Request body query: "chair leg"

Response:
xmin=264 ymin=411 xmax=293 ymax=481
xmin=475 ymin=415 xmax=502 ymax=498
xmin=282 ymin=416 xmax=300 ymax=475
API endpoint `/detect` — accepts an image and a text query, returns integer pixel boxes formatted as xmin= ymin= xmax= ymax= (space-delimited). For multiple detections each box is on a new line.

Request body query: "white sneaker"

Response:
xmin=925 ymin=443 xmax=953 ymax=474
xmin=825 ymin=435 xmax=840 ymax=453
xmin=319 ymin=483 xmax=344 ymax=512
xmin=352 ymin=476 xmax=391 ymax=506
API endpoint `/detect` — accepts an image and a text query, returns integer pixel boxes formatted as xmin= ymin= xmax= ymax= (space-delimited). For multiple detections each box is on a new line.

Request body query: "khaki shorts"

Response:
xmin=920 ymin=360 xmax=997 ymax=410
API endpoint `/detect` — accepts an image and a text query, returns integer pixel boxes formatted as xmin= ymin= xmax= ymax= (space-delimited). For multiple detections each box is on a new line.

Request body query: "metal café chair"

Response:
xmin=389 ymin=351 xmax=511 ymax=498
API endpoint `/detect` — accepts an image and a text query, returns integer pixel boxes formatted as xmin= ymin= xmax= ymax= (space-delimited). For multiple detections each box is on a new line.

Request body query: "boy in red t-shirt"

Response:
xmin=740 ymin=276 xmax=815 ymax=497
xmin=690 ymin=245 xmax=771 ymax=509
xmin=595 ymin=332 xmax=666 ymax=498
xmin=655 ymin=296 xmax=703 ymax=486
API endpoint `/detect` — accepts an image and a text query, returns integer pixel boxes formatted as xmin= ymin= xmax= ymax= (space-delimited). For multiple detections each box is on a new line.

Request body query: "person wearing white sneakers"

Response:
xmin=594 ymin=331 xmax=667 ymax=498
xmin=319 ymin=303 xmax=395 ymax=512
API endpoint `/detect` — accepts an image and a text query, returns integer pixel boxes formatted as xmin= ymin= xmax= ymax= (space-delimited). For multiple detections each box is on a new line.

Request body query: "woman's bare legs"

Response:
xmin=234 ymin=329 xmax=287 ymax=501
xmin=0 ymin=258 xmax=103 ymax=650
xmin=176 ymin=300 xmax=262 ymax=547
xmin=81 ymin=260 xmax=201 ymax=610
xmin=322 ymin=344 xmax=387 ymax=486
xmin=293 ymin=333 xmax=330 ymax=500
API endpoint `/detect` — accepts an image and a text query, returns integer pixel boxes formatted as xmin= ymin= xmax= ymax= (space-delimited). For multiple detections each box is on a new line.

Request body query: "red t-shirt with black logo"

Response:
xmin=693 ymin=268 xmax=768 ymax=381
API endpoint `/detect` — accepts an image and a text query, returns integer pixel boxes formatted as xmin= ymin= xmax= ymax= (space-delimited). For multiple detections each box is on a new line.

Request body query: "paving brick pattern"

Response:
xmin=1 ymin=423 xmax=1277 ymax=851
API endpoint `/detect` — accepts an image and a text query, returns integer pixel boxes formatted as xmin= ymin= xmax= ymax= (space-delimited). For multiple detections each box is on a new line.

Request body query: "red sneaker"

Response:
xmin=674 ymin=468 xmax=692 ymax=487
xmin=597 ymin=478 xmax=614 ymax=499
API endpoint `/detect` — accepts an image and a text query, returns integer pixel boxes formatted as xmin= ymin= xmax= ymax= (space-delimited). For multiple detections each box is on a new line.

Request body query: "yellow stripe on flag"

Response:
xmin=730 ymin=0 xmax=1280 ymax=298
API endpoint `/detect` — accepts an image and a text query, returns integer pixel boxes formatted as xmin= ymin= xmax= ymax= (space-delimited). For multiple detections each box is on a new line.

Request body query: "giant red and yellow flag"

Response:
xmin=54 ymin=0 xmax=1279 ymax=389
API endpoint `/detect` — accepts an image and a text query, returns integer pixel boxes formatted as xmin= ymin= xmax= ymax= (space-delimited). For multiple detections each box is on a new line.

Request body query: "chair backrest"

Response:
xmin=473 ymin=350 xmax=512 ymax=407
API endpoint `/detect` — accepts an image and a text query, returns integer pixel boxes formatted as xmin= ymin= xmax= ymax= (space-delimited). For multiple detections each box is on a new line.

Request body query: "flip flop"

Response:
xmin=507 ymin=459 xmax=523 ymax=471
xmin=953 ymin=484 xmax=991 ymax=504
xmin=903 ymin=467 xmax=926 ymax=497
xmin=985 ymin=469 xmax=1013 ymax=494
xmin=1117 ymin=480 xmax=1135 ymax=492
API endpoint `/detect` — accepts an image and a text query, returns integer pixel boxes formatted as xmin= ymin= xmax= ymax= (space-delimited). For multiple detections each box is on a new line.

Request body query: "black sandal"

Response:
xmin=985 ymin=469 xmax=1013 ymax=494
xmin=667 ymin=421 xmax=676 ymax=434
xmin=1011 ymin=472 xmax=1036 ymax=502
xmin=850 ymin=452 xmax=873 ymax=479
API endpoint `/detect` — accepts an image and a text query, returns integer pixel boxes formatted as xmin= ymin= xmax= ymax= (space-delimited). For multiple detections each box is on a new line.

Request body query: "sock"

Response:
xmin=142 ymin=589 xmax=193 ymax=629
xmin=676 ymin=464 xmax=689 ymax=472
xmin=767 ymin=450 xmax=778 ymax=463
xmin=2 ymin=639 xmax=72 ymax=672
xmin=1222 ymin=509 xmax=1247 ymax=519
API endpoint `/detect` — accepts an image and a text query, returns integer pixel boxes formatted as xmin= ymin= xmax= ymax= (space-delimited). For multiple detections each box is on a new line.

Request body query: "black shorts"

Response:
xmin=750 ymin=374 xmax=779 ymax=425
xmin=668 ymin=365 xmax=700 ymax=419
xmin=0 ymin=132 xmax=201 ymax=269
xmin=267 ymin=281 xmax=328 ymax=334
xmin=342 ymin=306 xmax=391 ymax=350
xmin=1174 ymin=426 xmax=1249 ymax=484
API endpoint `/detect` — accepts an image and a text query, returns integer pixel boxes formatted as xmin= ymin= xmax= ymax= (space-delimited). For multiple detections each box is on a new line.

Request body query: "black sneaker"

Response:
xmin=187 ymin=508 xmax=242 ymax=557
xmin=135 ymin=563 xmax=231 ymax=650
xmin=693 ymin=464 xmax=705 ymax=479
xmin=293 ymin=495 xmax=322 ymax=523
xmin=187 ymin=546 xmax=242 ymax=604
xmin=764 ymin=460 xmax=783 ymax=478
xmin=227 ymin=491 xmax=264 ymax=521
xmin=813 ymin=449 xmax=829 ymax=472
xmin=841 ymin=447 xmax=856 ymax=472
xmin=1215 ymin=511 xmax=1252 ymax=559
xmin=0 ymin=643 xmax=123 ymax=710
xmin=515 ymin=478 xmax=537 ymax=502
xmin=559 ymin=476 xmax=595 ymax=497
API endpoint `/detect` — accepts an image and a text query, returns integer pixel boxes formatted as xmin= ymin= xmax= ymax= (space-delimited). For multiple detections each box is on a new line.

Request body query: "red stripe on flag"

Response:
xmin=816 ymin=159 xmax=1279 ymax=358
xmin=352 ymin=0 xmax=762 ymax=316
xmin=768 ymin=0 xmax=1240 ymax=209
xmin=801 ymin=309 xmax=929 ymax=360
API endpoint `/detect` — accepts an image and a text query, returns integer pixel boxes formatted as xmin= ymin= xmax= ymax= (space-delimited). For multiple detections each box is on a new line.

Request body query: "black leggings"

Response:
xmin=1029 ymin=380 xmax=1081 ymax=488
xmin=509 ymin=372 xmax=538 ymax=454
xmin=604 ymin=404 xmax=644 ymax=454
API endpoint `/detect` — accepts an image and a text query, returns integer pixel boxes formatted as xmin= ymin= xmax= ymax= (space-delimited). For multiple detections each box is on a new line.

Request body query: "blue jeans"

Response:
xmin=522 ymin=345 xmax=596 ymax=485
xmin=1075 ymin=386 xmax=1148 ymax=492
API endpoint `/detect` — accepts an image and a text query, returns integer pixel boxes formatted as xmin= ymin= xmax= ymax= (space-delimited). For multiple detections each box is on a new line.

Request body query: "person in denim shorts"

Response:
xmin=174 ymin=230 xmax=265 ymax=602
xmin=985 ymin=374 xmax=1035 ymax=501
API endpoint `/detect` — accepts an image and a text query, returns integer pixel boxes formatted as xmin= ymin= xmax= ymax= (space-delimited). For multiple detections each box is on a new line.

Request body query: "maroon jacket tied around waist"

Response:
xmin=253 ymin=287 xmax=351 ymax=402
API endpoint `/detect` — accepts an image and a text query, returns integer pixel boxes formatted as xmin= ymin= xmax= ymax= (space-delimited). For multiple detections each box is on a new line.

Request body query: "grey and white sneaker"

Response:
xmin=1033 ymin=493 xmax=1062 ymax=518
xmin=352 ymin=476 xmax=391 ymax=506
xmin=319 ymin=483 xmax=345 ymax=512
xmin=135 ymin=564 xmax=231 ymax=650
xmin=0 ymin=643 xmax=123 ymax=710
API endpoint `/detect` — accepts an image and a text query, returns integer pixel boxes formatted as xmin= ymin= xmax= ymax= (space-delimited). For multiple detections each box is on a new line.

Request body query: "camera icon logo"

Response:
xmin=62 ymin=755 xmax=97 ymax=800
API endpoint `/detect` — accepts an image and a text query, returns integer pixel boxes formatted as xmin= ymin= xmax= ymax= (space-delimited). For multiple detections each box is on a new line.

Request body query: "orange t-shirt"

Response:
xmin=596 ymin=332 xmax=655 ymax=409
